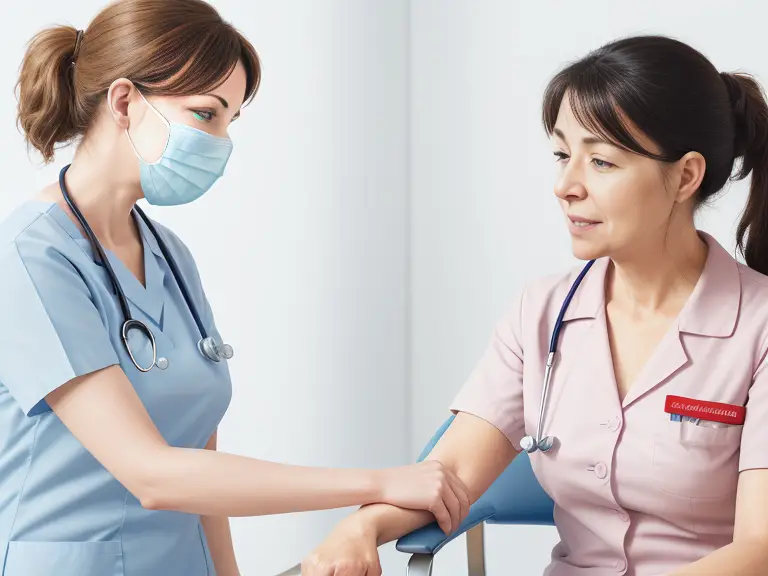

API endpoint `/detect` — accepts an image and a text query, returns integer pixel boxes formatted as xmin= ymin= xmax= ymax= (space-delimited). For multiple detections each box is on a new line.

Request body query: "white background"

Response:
xmin=1 ymin=1 xmax=763 ymax=574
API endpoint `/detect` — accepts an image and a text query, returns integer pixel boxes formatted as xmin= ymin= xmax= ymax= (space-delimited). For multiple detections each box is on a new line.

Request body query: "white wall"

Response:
xmin=409 ymin=1 xmax=763 ymax=574
xmin=1 ymin=1 xmax=411 ymax=574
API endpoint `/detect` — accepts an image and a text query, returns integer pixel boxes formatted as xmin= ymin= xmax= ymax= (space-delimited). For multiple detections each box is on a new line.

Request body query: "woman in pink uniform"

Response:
xmin=301 ymin=34 xmax=768 ymax=576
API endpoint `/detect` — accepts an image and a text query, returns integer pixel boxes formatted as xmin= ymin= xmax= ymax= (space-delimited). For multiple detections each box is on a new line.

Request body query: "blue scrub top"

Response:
xmin=0 ymin=200 xmax=232 ymax=576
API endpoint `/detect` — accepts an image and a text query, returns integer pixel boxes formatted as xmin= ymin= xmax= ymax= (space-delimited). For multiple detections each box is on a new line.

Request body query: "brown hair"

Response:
xmin=16 ymin=0 xmax=262 ymax=163
xmin=543 ymin=35 xmax=768 ymax=276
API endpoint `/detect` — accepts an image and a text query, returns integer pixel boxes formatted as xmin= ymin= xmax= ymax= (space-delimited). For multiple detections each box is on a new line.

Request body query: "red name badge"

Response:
xmin=665 ymin=395 xmax=746 ymax=425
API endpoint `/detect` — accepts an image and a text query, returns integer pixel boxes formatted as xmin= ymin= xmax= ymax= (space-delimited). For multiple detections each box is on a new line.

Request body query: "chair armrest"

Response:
xmin=395 ymin=501 xmax=495 ymax=554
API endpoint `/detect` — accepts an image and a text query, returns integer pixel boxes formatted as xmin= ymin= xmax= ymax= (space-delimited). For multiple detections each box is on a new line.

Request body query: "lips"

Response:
xmin=568 ymin=215 xmax=601 ymax=224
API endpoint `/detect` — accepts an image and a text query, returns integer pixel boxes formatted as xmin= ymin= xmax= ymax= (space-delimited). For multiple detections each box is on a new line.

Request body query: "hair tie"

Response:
xmin=71 ymin=30 xmax=84 ymax=68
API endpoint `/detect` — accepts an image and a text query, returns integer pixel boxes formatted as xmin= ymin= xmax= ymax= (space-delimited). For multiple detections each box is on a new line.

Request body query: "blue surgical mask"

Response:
xmin=125 ymin=90 xmax=234 ymax=206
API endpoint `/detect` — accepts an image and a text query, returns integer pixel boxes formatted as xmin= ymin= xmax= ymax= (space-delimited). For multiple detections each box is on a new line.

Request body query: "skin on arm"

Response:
xmin=201 ymin=430 xmax=241 ymax=576
xmin=301 ymin=411 xmax=518 ymax=575
xmin=45 ymin=364 xmax=470 ymax=531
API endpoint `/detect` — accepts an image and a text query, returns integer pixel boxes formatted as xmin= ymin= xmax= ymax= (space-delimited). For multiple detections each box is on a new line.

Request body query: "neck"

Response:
xmin=607 ymin=223 xmax=708 ymax=316
xmin=61 ymin=137 xmax=142 ymax=248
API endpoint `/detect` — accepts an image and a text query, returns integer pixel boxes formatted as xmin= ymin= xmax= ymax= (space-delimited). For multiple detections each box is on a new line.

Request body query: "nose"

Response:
xmin=554 ymin=163 xmax=588 ymax=203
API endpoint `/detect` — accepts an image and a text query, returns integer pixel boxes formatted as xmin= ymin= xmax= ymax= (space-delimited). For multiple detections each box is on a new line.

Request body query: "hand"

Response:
xmin=301 ymin=518 xmax=381 ymax=576
xmin=373 ymin=460 xmax=470 ymax=534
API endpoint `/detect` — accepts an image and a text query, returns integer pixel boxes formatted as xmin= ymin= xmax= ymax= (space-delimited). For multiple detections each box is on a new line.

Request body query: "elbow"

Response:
xmin=126 ymin=448 xmax=177 ymax=511
xmin=138 ymin=487 xmax=166 ymax=511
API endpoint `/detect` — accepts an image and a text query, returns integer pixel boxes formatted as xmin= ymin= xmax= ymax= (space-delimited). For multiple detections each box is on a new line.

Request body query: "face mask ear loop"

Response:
xmin=109 ymin=84 xmax=172 ymax=166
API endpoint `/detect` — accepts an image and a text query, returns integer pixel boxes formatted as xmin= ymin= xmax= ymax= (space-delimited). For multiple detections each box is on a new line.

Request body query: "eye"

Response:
xmin=592 ymin=158 xmax=616 ymax=169
xmin=192 ymin=109 xmax=215 ymax=122
xmin=553 ymin=151 xmax=569 ymax=162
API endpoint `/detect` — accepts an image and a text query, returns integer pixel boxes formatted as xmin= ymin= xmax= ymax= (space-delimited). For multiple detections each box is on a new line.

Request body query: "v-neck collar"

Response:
xmin=559 ymin=231 xmax=742 ymax=410
xmin=43 ymin=201 xmax=167 ymax=326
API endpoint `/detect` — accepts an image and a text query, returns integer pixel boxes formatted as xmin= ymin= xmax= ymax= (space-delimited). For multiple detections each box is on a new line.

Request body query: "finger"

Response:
xmin=364 ymin=560 xmax=383 ymax=576
xmin=441 ymin=478 xmax=461 ymax=533
xmin=446 ymin=470 xmax=471 ymax=524
xmin=431 ymin=499 xmax=452 ymax=534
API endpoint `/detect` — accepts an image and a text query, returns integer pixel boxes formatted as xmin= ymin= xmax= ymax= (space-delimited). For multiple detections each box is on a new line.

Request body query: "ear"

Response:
xmin=106 ymin=78 xmax=139 ymax=130
xmin=674 ymin=151 xmax=707 ymax=204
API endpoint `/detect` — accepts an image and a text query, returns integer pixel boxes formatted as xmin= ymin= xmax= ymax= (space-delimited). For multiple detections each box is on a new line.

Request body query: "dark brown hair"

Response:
xmin=16 ymin=0 xmax=261 ymax=163
xmin=542 ymin=35 xmax=768 ymax=276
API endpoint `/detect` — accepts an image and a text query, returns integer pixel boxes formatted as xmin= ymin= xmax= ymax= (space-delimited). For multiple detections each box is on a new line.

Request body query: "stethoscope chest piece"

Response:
xmin=520 ymin=433 xmax=556 ymax=454
xmin=198 ymin=336 xmax=234 ymax=363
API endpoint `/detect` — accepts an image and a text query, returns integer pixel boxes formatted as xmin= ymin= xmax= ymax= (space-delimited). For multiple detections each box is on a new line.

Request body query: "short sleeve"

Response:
xmin=450 ymin=285 xmax=526 ymax=450
xmin=0 ymin=241 xmax=120 ymax=416
xmin=739 ymin=343 xmax=768 ymax=472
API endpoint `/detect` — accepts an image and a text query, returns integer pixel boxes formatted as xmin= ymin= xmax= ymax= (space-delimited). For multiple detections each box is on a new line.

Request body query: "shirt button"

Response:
xmin=594 ymin=462 xmax=608 ymax=479
xmin=616 ymin=559 xmax=627 ymax=571
xmin=610 ymin=417 xmax=622 ymax=432
xmin=618 ymin=511 xmax=629 ymax=522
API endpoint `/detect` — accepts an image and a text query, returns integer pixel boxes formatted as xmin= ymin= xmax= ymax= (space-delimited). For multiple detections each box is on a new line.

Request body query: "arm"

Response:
xmin=669 ymin=469 xmax=768 ymax=575
xmin=201 ymin=430 xmax=241 ymax=576
xmin=46 ymin=365 xmax=468 ymax=525
xmin=368 ymin=412 xmax=518 ymax=544
xmin=302 ymin=286 xmax=527 ymax=575
xmin=301 ymin=412 xmax=518 ymax=573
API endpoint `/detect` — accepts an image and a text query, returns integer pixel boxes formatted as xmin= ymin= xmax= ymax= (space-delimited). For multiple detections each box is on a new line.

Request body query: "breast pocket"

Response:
xmin=3 ymin=541 xmax=123 ymax=576
xmin=652 ymin=419 xmax=742 ymax=499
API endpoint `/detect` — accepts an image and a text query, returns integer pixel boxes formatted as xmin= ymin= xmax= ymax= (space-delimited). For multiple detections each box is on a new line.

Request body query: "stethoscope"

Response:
xmin=58 ymin=164 xmax=234 ymax=372
xmin=520 ymin=258 xmax=595 ymax=454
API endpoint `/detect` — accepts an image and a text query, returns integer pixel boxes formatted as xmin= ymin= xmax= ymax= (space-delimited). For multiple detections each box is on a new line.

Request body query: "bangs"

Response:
xmin=135 ymin=23 xmax=261 ymax=106
xmin=542 ymin=64 xmax=669 ymax=162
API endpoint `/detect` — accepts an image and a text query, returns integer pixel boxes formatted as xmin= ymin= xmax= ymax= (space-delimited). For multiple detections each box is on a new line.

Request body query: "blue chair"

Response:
xmin=396 ymin=414 xmax=555 ymax=575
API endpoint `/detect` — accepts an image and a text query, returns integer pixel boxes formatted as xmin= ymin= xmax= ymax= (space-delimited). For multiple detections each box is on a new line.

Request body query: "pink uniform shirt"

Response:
xmin=451 ymin=232 xmax=768 ymax=575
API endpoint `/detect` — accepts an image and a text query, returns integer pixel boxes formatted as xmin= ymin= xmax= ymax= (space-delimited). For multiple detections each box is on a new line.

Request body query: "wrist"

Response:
xmin=365 ymin=468 xmax=386 ymax=505
xmin=338 ymin=508 xmax=380 ymax=542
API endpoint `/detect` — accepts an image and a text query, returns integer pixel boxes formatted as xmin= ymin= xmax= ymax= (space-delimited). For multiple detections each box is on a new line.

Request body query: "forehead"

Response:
xmin=553 ymin=91 xmax=660 ymax=155
xmin=189 ymin=61 xmax=248 ymax=109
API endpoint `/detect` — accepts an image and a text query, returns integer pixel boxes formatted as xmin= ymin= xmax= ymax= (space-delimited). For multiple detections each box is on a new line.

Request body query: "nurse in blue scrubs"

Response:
xmin=0 ymin=2 xmax=469 ymax=576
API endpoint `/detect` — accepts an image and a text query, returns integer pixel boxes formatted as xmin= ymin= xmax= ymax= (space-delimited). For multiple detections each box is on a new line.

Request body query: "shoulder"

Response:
xmin=518 ymin=259 xmax=601 ymax=313
xmin=737 ymin=261 xmax=768 ymax=298
xmin=500 ymin=259 xmax=603 ymax=332
xmin=0 ymin=201 xmax=78 ymax=267
xmin=736 ymin=262 xmax=768 ymax=333
xmin=736 ymin=263 xmax=768 ymax=358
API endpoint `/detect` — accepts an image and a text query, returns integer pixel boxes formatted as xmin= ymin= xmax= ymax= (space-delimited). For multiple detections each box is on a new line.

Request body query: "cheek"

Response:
xmin=130 ymin=111 xmax=169 ymax=163
xmin=598 ymin=172 xmax=668 ymax=231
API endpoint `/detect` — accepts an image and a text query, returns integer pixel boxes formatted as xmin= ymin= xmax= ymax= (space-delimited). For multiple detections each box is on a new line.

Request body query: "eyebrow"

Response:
xmin=205 ymin=94 xmax=229 ymax=108
xmin=553 ymin=127 xmax=608 ymax=146
xmin=203 ymin=93 xmax=241 ymax=119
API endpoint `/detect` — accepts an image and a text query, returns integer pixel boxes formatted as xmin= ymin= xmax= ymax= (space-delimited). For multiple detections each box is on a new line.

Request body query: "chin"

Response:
xmin=569 ymin=237 xmax=608 ymax=261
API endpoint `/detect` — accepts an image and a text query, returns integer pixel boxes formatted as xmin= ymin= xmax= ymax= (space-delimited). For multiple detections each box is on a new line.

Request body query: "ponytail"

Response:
xmin=15 ymin=25 xmax=83 ymax=163
xmin=722 ymin=72 xmax=768 ymax=276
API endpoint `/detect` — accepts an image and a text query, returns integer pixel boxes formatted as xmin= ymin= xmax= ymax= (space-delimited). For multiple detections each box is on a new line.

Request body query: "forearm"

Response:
xmin=357 ymin=504 xmax=435 ymax=546
xmin=669 ymin=540 xmax=768 ymax=575
xmin=142 ymin=447 xmax=380 ymax=517
xmin=202 ymin=515 xmax=240 ymax=576
xmin=346 ymin=412 xmax=518 ymax=545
